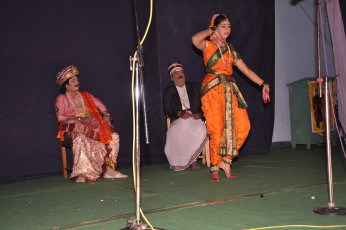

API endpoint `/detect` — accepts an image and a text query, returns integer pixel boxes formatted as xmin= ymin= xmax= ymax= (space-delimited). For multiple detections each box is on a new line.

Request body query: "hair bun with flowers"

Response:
xmin=210 ymin=14 xmax=219 ymax=28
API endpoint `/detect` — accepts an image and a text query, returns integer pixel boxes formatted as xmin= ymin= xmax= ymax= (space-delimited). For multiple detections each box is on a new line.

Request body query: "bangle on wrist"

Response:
xmin=209 ymin=27 xmax=215 ymax=35
xmin=259 ymin=81 xmax=266 ymax=88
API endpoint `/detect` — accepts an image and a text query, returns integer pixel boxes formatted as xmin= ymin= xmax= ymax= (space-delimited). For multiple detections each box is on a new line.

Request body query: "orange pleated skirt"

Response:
xmin=201 ymin=74 xmax=250 ymax=167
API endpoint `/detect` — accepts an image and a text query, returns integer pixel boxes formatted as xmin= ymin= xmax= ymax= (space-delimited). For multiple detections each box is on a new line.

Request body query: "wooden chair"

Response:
xmin=166 ymin=116 xmax=210 ymax=167
xmin=56 ymin=121 xmax=73 ymax=179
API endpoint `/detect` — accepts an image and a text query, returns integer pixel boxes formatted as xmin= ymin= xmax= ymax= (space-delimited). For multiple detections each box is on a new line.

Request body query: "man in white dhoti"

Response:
xmin=163 ymin=61 xmax=208 ymax=171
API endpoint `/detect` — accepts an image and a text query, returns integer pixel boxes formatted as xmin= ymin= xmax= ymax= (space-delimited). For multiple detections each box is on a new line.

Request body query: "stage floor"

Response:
xmin=1 ymin=145 xmax=346 ymax=230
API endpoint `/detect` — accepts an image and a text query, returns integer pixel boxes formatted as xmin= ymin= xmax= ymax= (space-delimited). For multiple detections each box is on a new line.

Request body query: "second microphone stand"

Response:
xmin=312 ymin=0 xmax=346 ymax=216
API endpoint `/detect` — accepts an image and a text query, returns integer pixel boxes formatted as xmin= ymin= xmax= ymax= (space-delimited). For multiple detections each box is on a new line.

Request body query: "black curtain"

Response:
xmin=339 ymin=0 xmax=346 ymax=36
xmin=0 ymin=0 xmax=274 ymax=184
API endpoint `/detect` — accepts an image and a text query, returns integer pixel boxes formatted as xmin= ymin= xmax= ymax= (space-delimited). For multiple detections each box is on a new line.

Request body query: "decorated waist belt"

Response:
xmin=201 ymin=70 xmax=248 ymax=109
xmin=201 ymin=69 xmax=249 ymax=157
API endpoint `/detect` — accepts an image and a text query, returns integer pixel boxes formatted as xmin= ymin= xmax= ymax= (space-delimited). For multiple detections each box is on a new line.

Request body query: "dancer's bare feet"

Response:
xmin=210 ymin=171 xmax=220 ymax=181
xmin=220 ymin=161 xmax=236 ymax=178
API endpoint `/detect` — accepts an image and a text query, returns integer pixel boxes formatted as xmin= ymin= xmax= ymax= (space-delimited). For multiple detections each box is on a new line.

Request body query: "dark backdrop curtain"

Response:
xmin=339 ymin=0 xmax=346 ymax=34
xmin=0 ymin=0 xmax=274 ymax=184
xmin=0 ymin=0 xmax=148 ymax=183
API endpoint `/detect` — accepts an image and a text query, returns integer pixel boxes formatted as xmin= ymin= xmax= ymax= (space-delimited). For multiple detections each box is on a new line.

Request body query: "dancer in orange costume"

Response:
xmin=192 ymin=14 xmax=270 ymax=181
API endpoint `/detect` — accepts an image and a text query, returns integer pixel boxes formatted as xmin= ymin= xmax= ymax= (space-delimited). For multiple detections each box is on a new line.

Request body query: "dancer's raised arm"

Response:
xmin=192 ymin=28 xmax=212 ymax=50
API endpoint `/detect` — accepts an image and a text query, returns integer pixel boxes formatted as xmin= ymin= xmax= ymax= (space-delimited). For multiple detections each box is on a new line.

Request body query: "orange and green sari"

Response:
xmin=201 ymin=40 xmax=250 ymax=171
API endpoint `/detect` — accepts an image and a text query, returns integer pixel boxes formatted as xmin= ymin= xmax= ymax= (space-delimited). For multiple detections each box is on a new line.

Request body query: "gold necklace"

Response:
xmin=211 ymin=36 xmax=231 ymax=67
xmin=216 ymin=43 xmax=231 ymax=67
xmin=66 ymin=92 xmax=85 ymax=111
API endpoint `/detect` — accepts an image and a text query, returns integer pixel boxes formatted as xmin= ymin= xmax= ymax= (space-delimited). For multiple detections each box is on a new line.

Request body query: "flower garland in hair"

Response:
xmin=209 ymin=14 xmax=219 ymax=29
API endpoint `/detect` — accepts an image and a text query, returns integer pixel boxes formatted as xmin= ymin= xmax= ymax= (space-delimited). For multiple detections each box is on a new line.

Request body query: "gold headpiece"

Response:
xmin=56 ymin=65 xmax=79 ymax=85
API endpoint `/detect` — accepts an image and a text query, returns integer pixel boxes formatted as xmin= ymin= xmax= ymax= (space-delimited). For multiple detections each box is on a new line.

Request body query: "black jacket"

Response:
xmin=163 ymin=81 xmax=203 ymax=122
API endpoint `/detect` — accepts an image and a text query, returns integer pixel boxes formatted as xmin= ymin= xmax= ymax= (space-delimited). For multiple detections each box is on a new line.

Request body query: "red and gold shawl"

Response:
xmin=57 ymin=91 xmax=112 ymax=145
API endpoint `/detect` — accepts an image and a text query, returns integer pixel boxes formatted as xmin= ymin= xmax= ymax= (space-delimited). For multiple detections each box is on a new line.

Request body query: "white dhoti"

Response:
xmin=164 ymin=117 xmax=208 ymax=171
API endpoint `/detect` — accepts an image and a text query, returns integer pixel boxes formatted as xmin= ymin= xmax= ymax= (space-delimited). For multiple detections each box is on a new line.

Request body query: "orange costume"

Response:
xmin=201 ymin=40 xmax=250 ymax=171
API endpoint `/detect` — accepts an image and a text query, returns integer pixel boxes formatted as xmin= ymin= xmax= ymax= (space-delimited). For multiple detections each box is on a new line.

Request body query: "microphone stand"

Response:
xmin=122 ymin=0 xmax=165 ymax=229
xmin=312 ymin=0 xmax=346 ymax=216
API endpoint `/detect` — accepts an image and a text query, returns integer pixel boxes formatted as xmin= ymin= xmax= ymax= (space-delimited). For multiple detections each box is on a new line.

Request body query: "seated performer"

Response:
xmin=163 ymin=61 xmax=208 ymax=171
xmin=55 ymin=65 xmax=128 ymax=182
